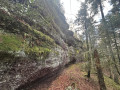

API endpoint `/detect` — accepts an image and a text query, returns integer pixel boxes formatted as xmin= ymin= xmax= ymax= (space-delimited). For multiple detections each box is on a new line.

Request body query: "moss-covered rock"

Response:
xmin=25 ymin=46 xmax=51 ymax=60
xmin=0 ymin=33 xmax=23 ymax=51
xmin=0 ymin=32 xmax=53 ymax=61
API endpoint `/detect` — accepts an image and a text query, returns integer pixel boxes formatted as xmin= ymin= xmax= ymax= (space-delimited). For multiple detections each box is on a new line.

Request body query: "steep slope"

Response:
xmin=0 ymin=0 xmax=83 ymax=89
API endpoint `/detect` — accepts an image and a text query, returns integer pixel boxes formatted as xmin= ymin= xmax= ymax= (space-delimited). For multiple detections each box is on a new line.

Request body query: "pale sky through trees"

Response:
xmin=60 ymin=0 xmax=112 ymax=35
xmin=61 ymin=0 xmax=112 ymax=22
xmin=61 ymin=0 xmax=81 ymax=22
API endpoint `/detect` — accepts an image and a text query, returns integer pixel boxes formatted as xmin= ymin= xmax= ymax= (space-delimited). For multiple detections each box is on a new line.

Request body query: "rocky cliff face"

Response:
xmin=0 ymin=0 xmax=83 ymax=89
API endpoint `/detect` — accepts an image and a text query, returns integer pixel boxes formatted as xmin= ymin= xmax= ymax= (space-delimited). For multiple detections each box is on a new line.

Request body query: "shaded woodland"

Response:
xmin=0 ymin=0 xmax=120 ymax=90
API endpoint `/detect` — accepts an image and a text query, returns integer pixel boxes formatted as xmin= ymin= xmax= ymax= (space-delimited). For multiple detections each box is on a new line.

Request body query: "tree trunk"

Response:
xmin=108 ymin=58 xmax=113 ymax=79
xmin=85 ymin=21 xmax=91 ymax=78
xmin=113 ymin=67 xmax=119 ymax=84
xmin=104 ymin=42 xmax=113 ymax=79
xmin=94 ymin=49 xmax=106 ymax=90
xmin=99 ymin=0 xmax=105 ymax=21
xmin=89 ymin=33 xmax=94 ymax=73
xmin=109 ymin=67 xmax=113 ymax=79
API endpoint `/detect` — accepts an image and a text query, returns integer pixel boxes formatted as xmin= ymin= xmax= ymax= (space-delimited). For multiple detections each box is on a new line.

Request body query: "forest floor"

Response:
xmin=29 ymin=63 xmax=120 ymax=90
xmin=48 ymin=63 xmax=99 ymax=90
xmin=31 ymin=63 xmax=99 ymax=90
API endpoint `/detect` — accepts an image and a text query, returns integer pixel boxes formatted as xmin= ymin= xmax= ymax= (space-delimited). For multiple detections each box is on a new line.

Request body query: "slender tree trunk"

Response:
xmin=104 ymin=44 xmax=113 ymax=79
xmin=113 ymin=66 xmax=119 ymax=84
xmin=89 ymin=32 xmax=95 ymax=72
xmin=99 ymin=0 xmax=105 ymax=21
xmin=94 ymin=49 xmax=106 ymax=90
xmin=109 ymin=66 xmax=113 ymax=79
xmin=85 ymin=21 xmax=91 ymax=78
xmin=104 ymin=42 xmax=113 ymax=79
xmin=108 ymin=57 xmax=113 ymax=79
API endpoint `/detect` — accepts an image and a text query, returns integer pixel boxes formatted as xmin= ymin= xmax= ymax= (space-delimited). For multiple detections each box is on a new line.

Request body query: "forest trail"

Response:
xmin=32 ymin=63 xmax=99 ymax=90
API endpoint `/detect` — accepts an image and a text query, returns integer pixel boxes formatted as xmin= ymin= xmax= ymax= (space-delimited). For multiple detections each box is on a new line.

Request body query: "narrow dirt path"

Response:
xmin=32 ymin=64 xmax=99 ymax=90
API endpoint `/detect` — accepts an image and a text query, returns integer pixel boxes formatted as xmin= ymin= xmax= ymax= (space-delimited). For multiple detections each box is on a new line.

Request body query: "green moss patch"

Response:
xmin=25 ymin=46 xmax=51 ymax=60
xmin=104 ymin=75 xmax=120 ymax=90
xmin=33 ymin=29 xmax=54 ymax=44
xmin=26 ymin=46 xmax=51 ymax=54
xmin=0 ymin=34 xmax=23 ymax=51
xmin=26 ymin=25 xmax=55 ymax=45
